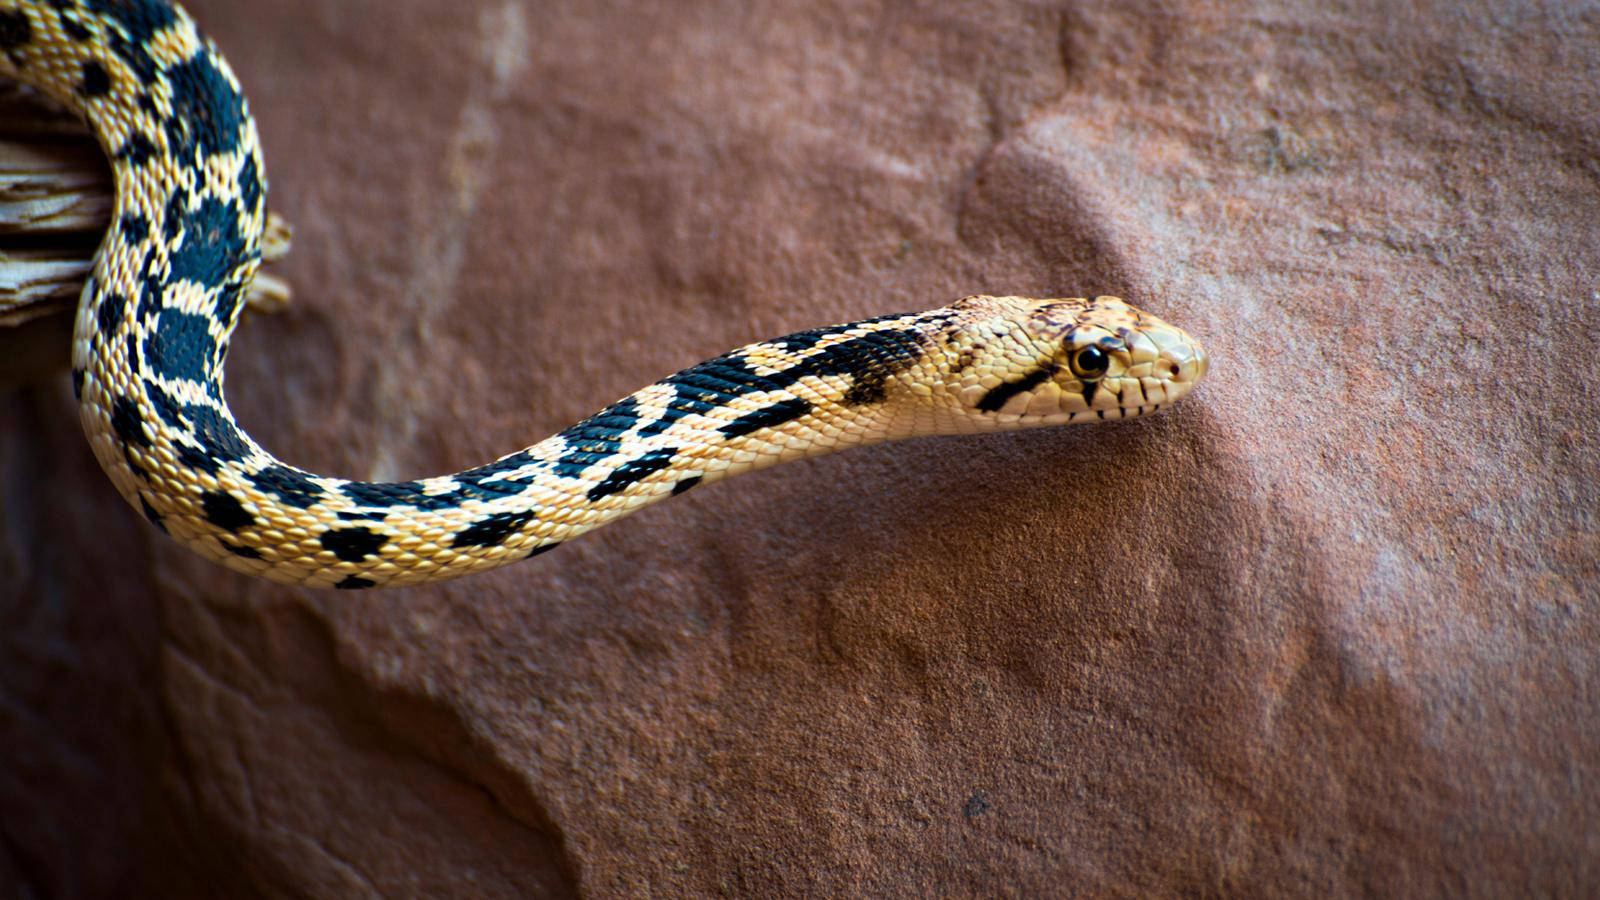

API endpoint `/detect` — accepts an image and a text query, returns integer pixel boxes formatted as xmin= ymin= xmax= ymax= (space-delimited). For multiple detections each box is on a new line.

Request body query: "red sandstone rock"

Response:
xmin=2 ymin=0 xmax=1596 ymax=895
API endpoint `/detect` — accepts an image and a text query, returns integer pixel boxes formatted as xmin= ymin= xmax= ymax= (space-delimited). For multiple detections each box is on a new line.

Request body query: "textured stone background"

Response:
xmin=3 ymin=0 xmax=1597 ymax=895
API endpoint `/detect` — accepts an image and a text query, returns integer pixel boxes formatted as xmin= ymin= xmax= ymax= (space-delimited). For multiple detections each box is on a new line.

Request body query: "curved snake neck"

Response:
xmin=2 ymin=0 xmax=1207 ymax=588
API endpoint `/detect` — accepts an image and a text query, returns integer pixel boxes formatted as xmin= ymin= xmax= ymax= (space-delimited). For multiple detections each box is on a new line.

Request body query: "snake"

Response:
xmin=1 ymin=0 xmax=1207 ymax=589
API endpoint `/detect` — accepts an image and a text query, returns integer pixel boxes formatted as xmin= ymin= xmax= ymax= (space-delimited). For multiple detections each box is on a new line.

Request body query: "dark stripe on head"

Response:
xmin=976 ymin=364 xmax=1058 ymax=413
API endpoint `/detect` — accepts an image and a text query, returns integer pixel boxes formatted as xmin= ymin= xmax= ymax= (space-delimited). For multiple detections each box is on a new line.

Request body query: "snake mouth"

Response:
xmin=1082 ymin=404 xmax=1163 ymax=422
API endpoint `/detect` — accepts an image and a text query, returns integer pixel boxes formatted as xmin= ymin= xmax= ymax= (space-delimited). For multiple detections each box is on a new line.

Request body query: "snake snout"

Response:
xmin=1143 ymin=331 xmax=1206 ymax=410
xmin=1162 ymin=336 xmax=1207 ymax=391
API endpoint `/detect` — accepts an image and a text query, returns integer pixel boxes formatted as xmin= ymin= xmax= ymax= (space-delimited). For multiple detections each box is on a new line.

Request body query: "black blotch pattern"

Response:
xmin=341 ymin=480 xmax=440 ymax=510
xmin=586 ymin=448 xmax=678 ymax=502
xmin=659 ymin=358 xmax=778 ymax=424
xmin=335 ymin=575 xmax=376 ymax=590
xmin=115 ymin=132 xmax=157 ymax=167
xmin=831 ymin=330 xmax=927 ymax=406
xmin=527 ymin=543 xmax=559 ymax=558
xmin=145 ymin=308 xmax=215 ymax=382
xmin=109 ymin=394 xmax=150 ymax=479
xmin=247 ymin=464 xmax=325 ymax=509
xmin=321 ymin=527 xmax=386 ymax=563
xmin=109 ymin=395 xmax=149 ymax=447
xmin=184 ymin=403 xmax=250 ymax=463
xmin=86 ymin=0 xmax=172 ymax=84
xmin=209 ymin=281 xmax=244 ymax=329
xmin=97 ymin=292 xmax=126 ymax=338
xmin=719 ymin=397 xmax=813 ymax=439
xmin=1081 ymin=378 xmax=1098 ymax=408
xmin=119 ymin=213 xmax=149 ymax=244
xmin=59 ymin=14 xmax=91 ymax=42
xmin=768 ymin=315 xmax=912 ymax=355
xmin=221 ymin=540 xmax=261 ymax=560
xmin=86 ymin=0 xmax=175 ymax=37
xmin=237 ymin=153 xmax=262 ymax=216
xmin=340 ymin=450 xmax=540 ymax=512
xmin=177 ymin=445 xmax=218 ymax=477
xmin=71 ymin=369 xmax=84 ymax=400
xmin=139 ymin=497 xmax=166 ymax=532
xmin=634 ymin=327 xmax=924 ymax=439
xmin=142 ymin=380 xmax=184 ymax=428
xmin=855 ymin=311 xmax=919 ymax=326
xmin=162 ymin=185 xmax=187 ymax=239
xmin=0 ymin=11 xmax=32 ymax=60
xmin=453 ymin=510 xmax=538 ymax=549
xmin=134 ymin=249 xmax=163 ymax=319
xmin=168 ymin=197 xmax=244 ymax=288
xmin=554 ymin=396 xmax=644 ymax=479
xmin=671 ymin=476 xmax=702 ymax=496
xmin=78 ymin=59 xmax=110 ymax=96
xmin=795 ymin=330 xmax=923 ymax=401
xmin=976 ymin=364 xmax=1059 ymax=414
xmin=167 ymin=435 xmax=214 ymax=477
xmin=201 ymin=490 xmax=255 ymax=532
xmin=450 ymin=451 xmax=540 ymax=501
xmin=770 ymin=327 xmax=832 ymax=352
xmin=163 ymin=50 xmax=244 ymax=157
xmin=124 ymin=327 xmax=140 ymax=377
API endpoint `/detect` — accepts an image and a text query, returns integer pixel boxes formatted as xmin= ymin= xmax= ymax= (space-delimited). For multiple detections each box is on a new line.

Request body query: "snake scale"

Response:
xmin=2 ymin=0 xmax=1207 ymax=588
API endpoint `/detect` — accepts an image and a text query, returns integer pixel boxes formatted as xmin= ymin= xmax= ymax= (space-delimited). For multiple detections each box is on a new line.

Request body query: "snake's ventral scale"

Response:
xmin=2 ymin=0 xmax=1207 ymax=588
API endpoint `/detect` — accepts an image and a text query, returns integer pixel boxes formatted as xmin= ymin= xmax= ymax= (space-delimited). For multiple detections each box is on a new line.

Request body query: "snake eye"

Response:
xmin=1069 ymin=345 xmax=1110 ymax=380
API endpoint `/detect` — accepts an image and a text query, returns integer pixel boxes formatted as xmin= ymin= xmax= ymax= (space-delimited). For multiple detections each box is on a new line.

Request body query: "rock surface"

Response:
xmin=3 ymin=0 xmax=1596 ymax=895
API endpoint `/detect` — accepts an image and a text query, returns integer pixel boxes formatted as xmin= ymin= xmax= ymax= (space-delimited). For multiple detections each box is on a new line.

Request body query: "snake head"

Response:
xmin=938 ymin=295 xmax=1207 ymax=426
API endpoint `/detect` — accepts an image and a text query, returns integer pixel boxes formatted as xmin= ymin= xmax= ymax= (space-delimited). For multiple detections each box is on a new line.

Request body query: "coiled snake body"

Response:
xmin=2 ymin=0 xmax=1207 ymax=588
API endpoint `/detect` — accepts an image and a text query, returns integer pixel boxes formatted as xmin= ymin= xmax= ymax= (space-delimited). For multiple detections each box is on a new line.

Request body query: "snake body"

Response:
xmin=2 ymin=0 xmax=1207 ymax=588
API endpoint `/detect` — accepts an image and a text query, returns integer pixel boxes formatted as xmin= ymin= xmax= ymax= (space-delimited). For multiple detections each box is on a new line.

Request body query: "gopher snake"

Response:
xmin=1 ymin=0 xmax=1207 ymax=588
